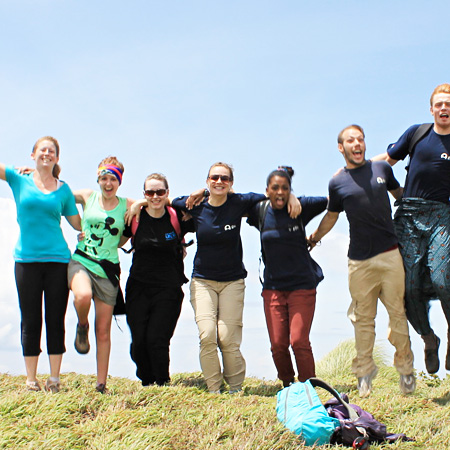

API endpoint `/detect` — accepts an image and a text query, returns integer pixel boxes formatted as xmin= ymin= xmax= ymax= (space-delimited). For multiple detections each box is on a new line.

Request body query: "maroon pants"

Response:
xmin=262 ymin=289 xmax=316 ymax=383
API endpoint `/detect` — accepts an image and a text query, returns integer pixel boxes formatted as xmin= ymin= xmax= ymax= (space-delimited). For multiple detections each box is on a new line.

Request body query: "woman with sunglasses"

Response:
xmin=172 ymin=162 xmax=300 ymax=394
xmin=0 ymin=137 xmax=81 ymax=392
xmin=68 ymin=156 xmax=132 ymax=393
xmin=124 ymin=173 xmax=194 ymax=387
xmin=246 ymin=167 xmax=327 ymax=386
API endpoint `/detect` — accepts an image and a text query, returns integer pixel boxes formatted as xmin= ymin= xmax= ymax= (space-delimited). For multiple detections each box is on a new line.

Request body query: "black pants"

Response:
xmin=15 ymin=262 xmax=69 ymax=356
xmin=125 ymin=277 xmax=183 ymax=385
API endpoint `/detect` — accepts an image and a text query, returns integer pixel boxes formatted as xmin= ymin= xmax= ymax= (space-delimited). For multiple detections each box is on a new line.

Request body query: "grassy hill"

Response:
xmin=1 ymin=341 xmax=449 ymax=449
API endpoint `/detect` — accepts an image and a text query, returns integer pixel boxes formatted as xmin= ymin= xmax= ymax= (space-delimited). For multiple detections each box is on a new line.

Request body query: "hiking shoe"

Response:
xmin=399 ymin=373 xmax=416 ymax=395
xmin=75 ymin=323 xmax=90 ymax=354
xmin=423 ymin=333 xmax=440 ymax=374
xmin=357 ymin=367 xmax=378 ymax=398
xmin=96 ymin=383 xmax=107 ymax=394
xmin=26 ymin=380 xmax=41 ymax=392
xmin=45 ymin=378 xmax=61 ymax=393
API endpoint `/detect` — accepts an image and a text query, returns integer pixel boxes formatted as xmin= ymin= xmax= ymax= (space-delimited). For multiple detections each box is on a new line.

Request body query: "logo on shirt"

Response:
xmin=288 ymin=225 xmax=300 ymax=232
xmin=377 ymin=177 xmax=386 ymax=184
xmin=441 ymin=153 xmax=450 ymax=160
xmin=165 ymin=231 xmax=177 ymax=241
xmin=224 ymin=224 xmax=237 ymax=231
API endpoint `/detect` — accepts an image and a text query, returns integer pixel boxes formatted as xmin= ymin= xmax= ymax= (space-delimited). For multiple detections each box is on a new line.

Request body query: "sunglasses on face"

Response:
xmin=144 ymin=189 xmax=167 ymax=197
xmin=208 ymin=175 xmax=232 ymax=183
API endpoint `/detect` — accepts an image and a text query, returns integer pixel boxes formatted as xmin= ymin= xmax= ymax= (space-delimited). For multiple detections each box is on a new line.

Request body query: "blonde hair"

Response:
xmin=430 ymin=83 xmax=450 ymax=105
xmin=208 ymin=162 xmax=234 ymax=181
xmin=32 ymin=136 xmax=61 ymax=178
xmin=143 ymin=173 xmax=169 ymax=189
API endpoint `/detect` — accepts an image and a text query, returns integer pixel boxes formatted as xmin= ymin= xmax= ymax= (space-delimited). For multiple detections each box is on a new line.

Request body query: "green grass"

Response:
xmin=1 ymin=340 xmax=449 ymax=449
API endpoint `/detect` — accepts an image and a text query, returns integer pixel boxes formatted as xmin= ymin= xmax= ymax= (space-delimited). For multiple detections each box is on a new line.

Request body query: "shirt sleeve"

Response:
xmin=299 ymin=196 xmax=328 ymax=226
xmin=387 ymin=124 xmax=421 ymax=161
xmin=171 ymin=196 xmax=189 ymax=212
xmin=327 ymin=178 xmax=343 ymax=213
xmin=60 ymin=183 xmax=79 ymax=217
xmin=384 ymin=163 xmax=401 ymax=191
xmin=245 ymin=203 xmax=260 ymax=229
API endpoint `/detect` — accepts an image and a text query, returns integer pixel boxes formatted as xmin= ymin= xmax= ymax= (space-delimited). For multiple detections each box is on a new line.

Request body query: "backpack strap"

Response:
xmin=309 ymin=378 xmax=359 ymax=421
xmin=167 ymin=206 xmax=181 ymax=238
xmin=408 ymin=123 xmax=433 ymax=158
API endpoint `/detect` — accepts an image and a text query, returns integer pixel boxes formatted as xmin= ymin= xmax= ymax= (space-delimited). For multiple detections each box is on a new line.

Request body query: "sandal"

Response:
xmin=26 ymin=380 xmax=42 ymax=392
xmin=45 ymin=378 xmax=61 ymax=393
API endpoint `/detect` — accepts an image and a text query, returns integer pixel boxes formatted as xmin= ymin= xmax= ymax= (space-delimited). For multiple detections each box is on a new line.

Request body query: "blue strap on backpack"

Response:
xmin=276 ymin=378 xmax=358 ymax=446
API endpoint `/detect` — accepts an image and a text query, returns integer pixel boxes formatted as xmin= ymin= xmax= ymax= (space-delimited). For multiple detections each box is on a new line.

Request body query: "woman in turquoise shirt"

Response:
xmin=0 ymin=136 xmax=81 ymax=393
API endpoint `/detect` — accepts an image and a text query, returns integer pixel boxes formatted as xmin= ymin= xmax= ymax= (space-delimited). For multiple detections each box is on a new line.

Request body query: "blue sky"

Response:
xmin=1 ymin=1 xmax=449 ymax=382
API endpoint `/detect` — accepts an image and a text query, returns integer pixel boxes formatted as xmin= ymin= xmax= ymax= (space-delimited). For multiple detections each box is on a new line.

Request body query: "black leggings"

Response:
xmin=15 ymin=262 xmax=69 ymax=356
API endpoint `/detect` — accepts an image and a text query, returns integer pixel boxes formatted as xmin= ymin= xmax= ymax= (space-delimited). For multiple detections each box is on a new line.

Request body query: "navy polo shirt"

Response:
xmin=388 ymin=124 xmax=450 ymax=203
xmin=247 ymin=196 xmax=327 ymax=290
xmin=172 ymin=192 xmax=265 ymax=281
xmin=328 ymin=161 xmax=399 ymax=260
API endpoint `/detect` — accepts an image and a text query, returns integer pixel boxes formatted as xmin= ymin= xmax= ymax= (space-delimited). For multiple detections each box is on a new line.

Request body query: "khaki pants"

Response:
xmin=190 ymin=277 xmax=246 ymax=392
xmin=348 ymin=248 xmax=414 ymax=378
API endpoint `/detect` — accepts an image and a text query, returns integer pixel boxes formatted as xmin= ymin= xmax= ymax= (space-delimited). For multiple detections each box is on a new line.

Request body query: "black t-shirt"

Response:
xmin=328 ymin=161 xmax=399 ymax=260
xmin=126 ymin=207 xmax=194 ymax=287
xmin=172 ymin=192 xmax=266 ymax=281
xmin=388 ymin=124 xmax=450 ymax=203
xmin=247 ymin=196 xmax=327 ymax=290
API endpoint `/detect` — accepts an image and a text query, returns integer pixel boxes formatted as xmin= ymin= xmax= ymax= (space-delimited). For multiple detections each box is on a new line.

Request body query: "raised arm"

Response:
xmin=72 ymin=189 xmax=93 ymax=206
xmin=287 ymin=192 xmax=302 ymax=218
xmin=371 ymin=152 xmax=399 ymax=166
xmin=307 ymin=211 xmax=340 ymax=250
xmin=0 ymin=162 xmax=6 ymax=181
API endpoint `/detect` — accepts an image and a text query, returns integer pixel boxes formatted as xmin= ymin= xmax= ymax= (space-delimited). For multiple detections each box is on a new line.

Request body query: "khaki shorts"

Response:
xmin=68 ymin=259 xmax=118 ymax=306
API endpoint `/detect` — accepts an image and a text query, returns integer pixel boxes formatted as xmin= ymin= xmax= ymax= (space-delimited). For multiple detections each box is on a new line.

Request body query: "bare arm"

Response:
xmin=118 ymin=235 xmax=130 ymax=248
xmin=0 ymin=163 xmax=5 ymax=181
xmin=65 ymin=214 xmax=82 ymax=231
xmin=371 ymin=152 xmax=399 ymax=166
xmin=72 ymin=189 xmax=93 ymax=206
xmin=125 ymin=198 xmax=146 ymax=225
xmin=307 ymin=211 xmax=340 ymax=250
xmin=287 ymin=193 xmax=302 ymax=218
xmin=389 ymin=187 xmax=403 ymax=201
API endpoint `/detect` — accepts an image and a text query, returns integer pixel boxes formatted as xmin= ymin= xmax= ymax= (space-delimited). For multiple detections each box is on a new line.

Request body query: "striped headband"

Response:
xmin=97 ymin=164 xmax=123 ymax=185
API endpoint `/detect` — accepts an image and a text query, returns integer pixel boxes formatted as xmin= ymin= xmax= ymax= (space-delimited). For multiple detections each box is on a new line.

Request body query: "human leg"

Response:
xmin=15 ymin=263 xmax=44 ymax=384
xmin=125 ymin=278 xmax=155 ymax=385
xmin=93 ymin=296 xmax=114 ymax=387
xmin=190 ymin=278 xmax=221 ymax=392
xmin=145 ymin=287 xmax=184 ymax=385
xmin=348 ymin=257 xmax=379 ymax=379
xmin=217 ymin=279 xmax=246 ymax=391
xmin=262 ymin=290 xmax=294 ymax=385
xmin=378 ymin=249 xmax=414 ymax=375
xmin=287 ymin=289 xmax=316 ymax=382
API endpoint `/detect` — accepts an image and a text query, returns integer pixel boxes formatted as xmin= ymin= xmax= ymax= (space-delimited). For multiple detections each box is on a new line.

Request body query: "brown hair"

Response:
xmin=207 ymin=162 xmax=234 ymax=181
xmin=32 ymin=136 xmax=61 ymax=179
xmin=337 ymin=124 xmax=365 ymax=144
xmin=143 ymin=173 xmax=169 ymax=190
xmin=430 ymin=83 xmax=450 ymax=105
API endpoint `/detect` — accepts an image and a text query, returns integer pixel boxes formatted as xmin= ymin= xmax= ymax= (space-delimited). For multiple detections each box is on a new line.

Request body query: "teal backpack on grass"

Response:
xmin=276 ymin=378 xmax=358 ymax=446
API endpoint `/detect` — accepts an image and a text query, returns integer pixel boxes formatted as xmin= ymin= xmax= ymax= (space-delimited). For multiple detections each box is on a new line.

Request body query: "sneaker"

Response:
xmin=75 ymin=323 xmax=90 ymax=354
xmin=229 ymin=388 xmax=242 ymax=395
xmin=357 ymin=367 xmax=378 ymax=398
xmin=209 ymin=389 xmax=221 ymax=394
xmin=283 ymin=378 xmax=295 ymax=388
xmin=399 ymin=373 xmax=416 ymax=395
xmin=423 ymin=334 xmax=440 ymax=374
xmin=45 ymin=378 xmax=61 ymax=393
xmin=26 ymin=380 xmax=41 ymax=392
xmin=96 ymin=383 xmax=107 ymax=394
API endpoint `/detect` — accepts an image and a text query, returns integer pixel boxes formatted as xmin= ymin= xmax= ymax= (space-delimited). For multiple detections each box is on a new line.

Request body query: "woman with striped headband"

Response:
xmin=68 ymin=156 xmax=133 ymax=393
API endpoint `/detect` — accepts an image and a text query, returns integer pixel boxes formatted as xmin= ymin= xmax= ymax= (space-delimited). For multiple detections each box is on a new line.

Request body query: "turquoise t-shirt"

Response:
xmin=73 ymin=191 xmax=127 ymax=278
xmin=5 ymin=165 xmax=79 ymax=263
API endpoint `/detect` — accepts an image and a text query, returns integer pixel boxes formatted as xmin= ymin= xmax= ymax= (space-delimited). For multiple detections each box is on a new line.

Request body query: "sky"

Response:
xmin=1 ymin=0 xmax=449 ymax=383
